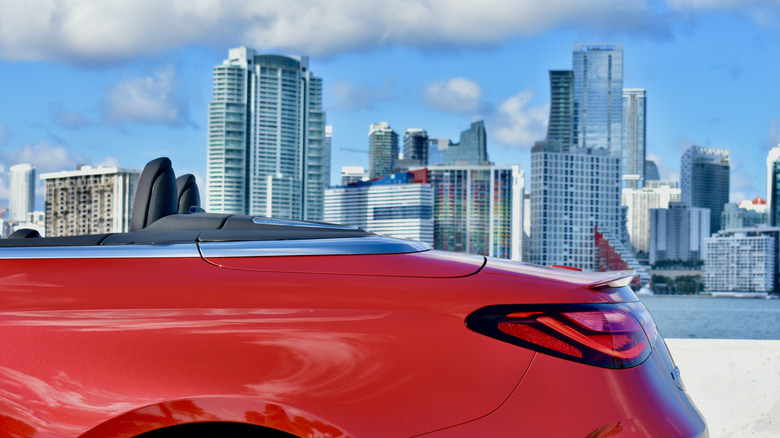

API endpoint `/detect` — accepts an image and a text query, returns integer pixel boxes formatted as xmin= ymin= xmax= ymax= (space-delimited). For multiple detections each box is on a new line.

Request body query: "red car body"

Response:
xmin=0 ymin=158 xmax=707 ymax=437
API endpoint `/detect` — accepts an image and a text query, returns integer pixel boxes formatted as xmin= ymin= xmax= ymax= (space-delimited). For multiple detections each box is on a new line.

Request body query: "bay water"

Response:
xmin=639 ymin=295 xmax=780 ymax=340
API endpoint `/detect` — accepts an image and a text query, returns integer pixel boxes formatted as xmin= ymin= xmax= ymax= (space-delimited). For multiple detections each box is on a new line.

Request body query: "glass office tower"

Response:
xmin=622 ymin=89 xmax=646 ymax=189
xmin=403 ymin=129 xmax=429 ymax=167
xmin=681 ymin=146 xmax=730 ymax=233
xmin=546 ymin=70 xmax=574 ymax=150
xmin=442 ymin=120 xmax=488 ymax=165
xmin=572 ymin=43 xmax=623 ymax=157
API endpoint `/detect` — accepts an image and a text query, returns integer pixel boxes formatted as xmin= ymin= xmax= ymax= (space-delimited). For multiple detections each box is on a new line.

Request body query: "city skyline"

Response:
xmin=0 ymin=2 xmax=779 ymax=212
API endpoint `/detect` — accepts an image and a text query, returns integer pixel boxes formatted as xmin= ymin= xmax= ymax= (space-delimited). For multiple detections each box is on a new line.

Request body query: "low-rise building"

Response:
xmin=325 ymin=172 xmax=433 ymax=244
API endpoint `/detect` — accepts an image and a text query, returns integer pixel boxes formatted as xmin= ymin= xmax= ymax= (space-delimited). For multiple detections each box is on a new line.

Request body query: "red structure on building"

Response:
xmin=594 ymin=227 xmax=641 ymax=286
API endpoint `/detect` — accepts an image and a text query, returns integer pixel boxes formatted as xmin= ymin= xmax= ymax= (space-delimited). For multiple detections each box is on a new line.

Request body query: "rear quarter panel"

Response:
xmin=0 ymin=252 xmax=598 ymax=437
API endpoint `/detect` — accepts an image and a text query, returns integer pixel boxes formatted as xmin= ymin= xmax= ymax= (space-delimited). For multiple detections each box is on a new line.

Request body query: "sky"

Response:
xmin=1 ymin=0 xmax=780 ymax=211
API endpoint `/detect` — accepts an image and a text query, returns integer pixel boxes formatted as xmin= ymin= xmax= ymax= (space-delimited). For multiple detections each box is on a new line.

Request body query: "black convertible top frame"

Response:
xmin=0 ymin=214 xmax=374 ymax=248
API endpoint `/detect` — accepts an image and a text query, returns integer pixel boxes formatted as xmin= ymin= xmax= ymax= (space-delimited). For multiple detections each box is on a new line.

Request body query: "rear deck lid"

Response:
xmin=197 ymin=216 xmax=485 ymax=277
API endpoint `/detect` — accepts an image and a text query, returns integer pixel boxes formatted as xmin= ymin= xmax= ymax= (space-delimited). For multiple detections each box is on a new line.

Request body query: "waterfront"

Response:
xmin=639 ymin=295 xmax=780 ymax=340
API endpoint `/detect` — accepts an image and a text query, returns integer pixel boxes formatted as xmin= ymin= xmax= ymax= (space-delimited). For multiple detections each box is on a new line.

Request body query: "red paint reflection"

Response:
xmin=246 ymin=403 xmax=347 ymax=437
xmin=0 ymin=414 xmax=36 ymax=438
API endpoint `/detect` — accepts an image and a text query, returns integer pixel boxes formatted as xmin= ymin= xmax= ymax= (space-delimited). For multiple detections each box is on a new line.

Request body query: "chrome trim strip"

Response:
xmin=199 ymin=236 xmax=431 ymax=258
xmin=0 ymin=244 xmax=202 ymax=260
xmin=251 ymin=217 xmax=360 ymax=230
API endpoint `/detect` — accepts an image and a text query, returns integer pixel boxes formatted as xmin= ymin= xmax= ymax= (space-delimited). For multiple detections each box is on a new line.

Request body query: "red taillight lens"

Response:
xmin=466 ymin=303 xmax=655 ymax=369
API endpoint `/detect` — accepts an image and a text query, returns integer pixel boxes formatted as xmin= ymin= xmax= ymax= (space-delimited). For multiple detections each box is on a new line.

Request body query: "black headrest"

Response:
xmin=9 ymin=228 xmax=41 ymax=239
xmin=176 ymin=174 xmax=201 ymax=213
xmin=131 ymin=157 xmax=178 ymax=231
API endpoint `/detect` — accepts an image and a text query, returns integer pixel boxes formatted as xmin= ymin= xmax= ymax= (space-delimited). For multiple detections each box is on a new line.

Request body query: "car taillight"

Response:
xmin=466 ymin=303 xmax=657 ymax=369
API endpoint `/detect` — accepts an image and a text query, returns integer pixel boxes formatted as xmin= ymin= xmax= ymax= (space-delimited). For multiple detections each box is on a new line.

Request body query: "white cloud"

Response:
xmin=0 ymin=0 xmax=664 ymax=63
xmin=7 ymin=142 xmax=86 ymax=174
xmin=102 ymin=67 xmax=190 ymax=126
xmin=666 ymin=0 xmax=780 ymax=26
xmin=490 ymin=90 xmax=549 ymax=148
xmin=329 ymin=79 xmax=394 ymax=111
xmin=423 ymin=78 xmax=485 ymax=115
xmin=0 ymin=141 xmax=98 ymax=208
xmin=97 ymin=156 xmax=121 ymax=167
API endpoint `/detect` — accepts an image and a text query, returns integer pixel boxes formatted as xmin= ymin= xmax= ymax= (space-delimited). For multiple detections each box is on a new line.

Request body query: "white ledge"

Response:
xmin=666 ymin=338 xmax=780 ymax=438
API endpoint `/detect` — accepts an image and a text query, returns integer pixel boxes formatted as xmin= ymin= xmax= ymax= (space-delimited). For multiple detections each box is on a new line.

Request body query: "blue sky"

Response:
xmin=1 ymin=0 xmax=779 ymax=211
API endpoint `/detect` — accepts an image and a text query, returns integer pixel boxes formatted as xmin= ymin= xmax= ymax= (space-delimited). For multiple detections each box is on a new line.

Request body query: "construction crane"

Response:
xmin=340 ymin=148 xmax=368 ymax=154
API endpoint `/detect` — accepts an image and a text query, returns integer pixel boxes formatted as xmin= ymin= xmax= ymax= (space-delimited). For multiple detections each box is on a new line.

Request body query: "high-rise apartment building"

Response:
xmin=206 ymin=47 xmax=328 ymax=221
xmin=427 ymin=164 xmax=522 ymax=260
xmin=681 ymin=146 xmax=730 ymax=232
xmin=324 ymin=172 xmax=433 ymax=244
xmin=403 ymin=129 xmax=429 ymax=167
xmin=572 ymin=43 xmax=623 ymax=156
xmin=9 ymin=163 xmax=35 ymax=223
xmin=546 ymin=70 xmax=574 ymax=150
xmin=442 ymin=121 xmax=488 ymax=165
xmin=649 ymin=202 xmax=710 ymax=265
xmin=767 ymin=146 xmax=780 ymax=226
xmin=622 ymin=181 xmax=680 ymax=257
xmin=529 ymin=142 xmax=622 ymax=270
xmin=41 ymin=166 xmax=139 ymax=237
xmin=622 ymin=89 xmax=646 ymax=189
xmin=705 ymin=227 xmax=777 ymax=294
xmin=368 ymin=122 xmax=398 ymax=179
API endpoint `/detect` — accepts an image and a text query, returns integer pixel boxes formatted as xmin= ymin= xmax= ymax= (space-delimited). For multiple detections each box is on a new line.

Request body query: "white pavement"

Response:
xmin=666 ymin=339 xmax=780 ymax=438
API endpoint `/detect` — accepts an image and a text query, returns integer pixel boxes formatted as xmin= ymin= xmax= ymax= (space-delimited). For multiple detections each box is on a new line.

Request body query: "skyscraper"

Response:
xmin=368 ymin=122 xmax=398 ymax=179
xmin=529 ymin=43 xmax=651 ymax=277
xmin=572 ymin=43 xmax=623 ymax=156
xmin=206 ymin=47 xmax=328 ymax=221
xmin=442 ymin=120 xmax=488 ymax=165
xmin=546 ymin=70 xmax=574 ymax=150
xmin=529 ymin=142 xmax=622 ymax=270
xmin=681 ymin=145 xmax=730 ymax=232
xmin=767 ymin=146 xmax=780 ymax=226
xmin=622 ymin=89 xmax=646 ymax=189
xmin=427 ymin=164 xmax=521 ymax=260
xmin=9 ymin=163 xmax=35 ymax=223
xmin=403 ymin=129 xmax=429 ymax=166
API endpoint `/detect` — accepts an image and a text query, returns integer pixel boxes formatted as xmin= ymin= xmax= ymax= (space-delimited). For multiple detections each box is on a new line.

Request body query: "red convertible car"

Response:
xmin=0 ymin=158 xmax=706 ymax=437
